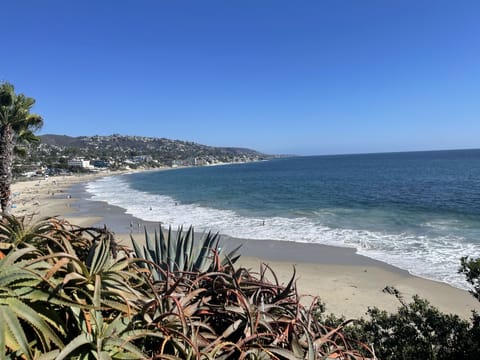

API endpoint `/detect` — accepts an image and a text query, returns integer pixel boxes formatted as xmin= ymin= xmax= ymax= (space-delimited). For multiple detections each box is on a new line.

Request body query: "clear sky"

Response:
xmin=1 ymin=1 xmax=479 ymax=155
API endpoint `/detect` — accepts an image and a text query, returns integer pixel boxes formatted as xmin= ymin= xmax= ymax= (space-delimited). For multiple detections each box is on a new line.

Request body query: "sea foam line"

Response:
xmin=85 ymin=175 xmax=478 ymax=289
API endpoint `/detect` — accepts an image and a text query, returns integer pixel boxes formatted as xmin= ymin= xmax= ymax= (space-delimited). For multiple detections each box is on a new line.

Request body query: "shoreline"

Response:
xmin=11 ymin=172 xmax=480 ymax=319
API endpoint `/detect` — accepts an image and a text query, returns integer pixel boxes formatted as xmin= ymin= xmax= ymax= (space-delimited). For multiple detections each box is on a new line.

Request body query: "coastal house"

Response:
xmin=132 ymin=155 xmax=152 ymax=163
xmin=67 ymin=158 xmax=91 ymax=169
xmin=194 ymin=157 xmax=209 ymax=166
xmin=91 ymin=159 xmax=110 ymax=168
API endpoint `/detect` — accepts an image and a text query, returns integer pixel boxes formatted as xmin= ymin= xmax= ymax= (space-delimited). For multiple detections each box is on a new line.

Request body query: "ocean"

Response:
xmin=86 ymin=149 xmax=480 ymax=289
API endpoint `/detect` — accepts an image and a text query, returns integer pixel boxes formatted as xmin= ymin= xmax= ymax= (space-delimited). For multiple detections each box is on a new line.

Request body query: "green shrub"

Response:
xmin=317 ymin=289 xmax=480 ymax=359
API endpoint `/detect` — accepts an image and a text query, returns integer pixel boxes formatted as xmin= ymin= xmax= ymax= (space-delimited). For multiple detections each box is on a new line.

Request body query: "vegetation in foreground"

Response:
xmin=320 ymin=292 xmax=480 ymax=359
xmin=0 ymin=215 xmax=374 ymax=359
xmin=1 ymin=214 xmax=480 ymax=359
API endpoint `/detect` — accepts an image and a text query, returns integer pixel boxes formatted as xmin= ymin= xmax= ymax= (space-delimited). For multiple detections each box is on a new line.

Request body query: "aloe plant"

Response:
xmin=38 ymin=224 xmax=156 ymax=359
xmin=137 ymin=256 xmax=374 ymax=359
xmin=0 ymin=246 xmax=65 ymax=359
xmin=0 ymin=214 xmax=60 ymax=254
xmin=131 ymin=224 xmax=241 ymax=281
xmin=0 ymin=215 xmax=155 ymax=359
xmin=0 ymin=215 xmax=374 ymax=359
xmin=46 ymin=274 xmax=151 ymax=360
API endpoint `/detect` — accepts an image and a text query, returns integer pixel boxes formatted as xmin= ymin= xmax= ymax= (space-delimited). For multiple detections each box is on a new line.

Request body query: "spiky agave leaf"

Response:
xmin=193 ymin=230 xmax=219 ymax=272
xmin=131 ymin=224 xmax=242 ymax=281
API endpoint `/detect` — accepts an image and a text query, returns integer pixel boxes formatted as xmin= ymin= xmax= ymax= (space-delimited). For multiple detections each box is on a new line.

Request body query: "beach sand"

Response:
xmin=11 ymin=173 xmax=107 ymax=226
xmin=11 ymin=173 xmax=480 ymax=320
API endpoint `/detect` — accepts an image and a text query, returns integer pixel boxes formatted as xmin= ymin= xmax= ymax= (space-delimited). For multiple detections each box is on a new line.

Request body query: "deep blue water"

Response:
xmin=87 ymin=149 xmax=480 ymax=288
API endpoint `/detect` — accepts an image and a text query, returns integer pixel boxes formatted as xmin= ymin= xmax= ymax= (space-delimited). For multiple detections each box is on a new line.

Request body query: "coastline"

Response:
xmin=11 ymin=172 xmax=480 ymax=319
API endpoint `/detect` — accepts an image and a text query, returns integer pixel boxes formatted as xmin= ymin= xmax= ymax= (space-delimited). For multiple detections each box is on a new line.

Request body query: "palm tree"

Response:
xmin=0 ymin=82 xmax=43 ymax=214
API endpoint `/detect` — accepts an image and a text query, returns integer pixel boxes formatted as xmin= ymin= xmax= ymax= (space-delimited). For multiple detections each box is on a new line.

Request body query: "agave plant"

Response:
xmin=131 ymin=224 xmax=241 ymax=281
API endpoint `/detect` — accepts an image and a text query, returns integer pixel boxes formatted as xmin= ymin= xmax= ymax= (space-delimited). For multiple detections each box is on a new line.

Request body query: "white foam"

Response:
xmin=86 ymin=176 xmax=480 ymax=289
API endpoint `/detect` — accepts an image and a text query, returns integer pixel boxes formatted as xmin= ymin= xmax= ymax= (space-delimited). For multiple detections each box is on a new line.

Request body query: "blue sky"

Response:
xmin=1 ymin=1 xmax=479 ymax=155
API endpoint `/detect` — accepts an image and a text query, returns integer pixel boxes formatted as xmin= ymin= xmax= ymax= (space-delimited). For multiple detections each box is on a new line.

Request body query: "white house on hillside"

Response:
xmin=68 ymin=158 xmax=91 ymax=168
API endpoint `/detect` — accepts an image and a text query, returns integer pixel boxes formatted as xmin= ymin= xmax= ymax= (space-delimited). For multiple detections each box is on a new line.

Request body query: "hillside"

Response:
xmin=21 ymin=134 xmax=270 ymax=171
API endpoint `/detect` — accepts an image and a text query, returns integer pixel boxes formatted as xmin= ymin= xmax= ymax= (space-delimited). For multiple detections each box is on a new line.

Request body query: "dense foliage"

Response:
xmin=2 ymin=214 xmax=480 ymax=359
xmin=0 ymin=82 xmax=43 ymax=212
xmin=319 ymin=296 xmax=479 ymax=360
xmin=460 ymin=256 xmax=480 ymax=302
xmin=0 ymin=215 xmax=373 ymax=359
xmin=317 ymin=272 xmax=480 ymax=360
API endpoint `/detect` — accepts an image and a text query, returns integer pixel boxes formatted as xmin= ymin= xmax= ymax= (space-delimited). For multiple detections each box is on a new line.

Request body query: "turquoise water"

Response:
xmin=86 ymin=149 xmax=480 ymax=288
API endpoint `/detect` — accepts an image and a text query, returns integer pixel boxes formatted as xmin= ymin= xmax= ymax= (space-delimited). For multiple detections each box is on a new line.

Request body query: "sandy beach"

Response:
xmin=11 ymin=173 xmax=480 ymax=320
xmin=11 ymin=172 xmax=108 ymax=226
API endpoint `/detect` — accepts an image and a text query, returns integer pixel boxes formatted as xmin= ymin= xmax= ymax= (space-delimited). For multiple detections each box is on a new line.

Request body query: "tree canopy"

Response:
xmin=0 ymin=82 xmax=43 ymax=213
